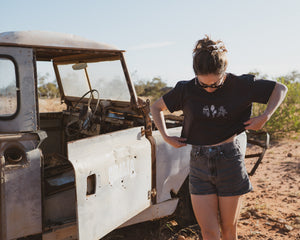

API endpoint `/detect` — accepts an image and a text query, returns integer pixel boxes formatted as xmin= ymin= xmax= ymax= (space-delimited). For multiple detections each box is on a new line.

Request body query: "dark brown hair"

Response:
xmin=193 ymin=35 xmax=228 ymax=75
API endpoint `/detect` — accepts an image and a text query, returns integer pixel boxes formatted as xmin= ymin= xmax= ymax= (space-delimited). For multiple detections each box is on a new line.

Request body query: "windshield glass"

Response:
xmin=57 ymin=60 xmax=130 ymax=101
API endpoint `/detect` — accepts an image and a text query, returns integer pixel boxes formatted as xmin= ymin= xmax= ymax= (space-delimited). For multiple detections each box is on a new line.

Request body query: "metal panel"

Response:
xmin=120 ymin=199 xmax=179 ymax=228
xmin=1 ymin=148 xmax=42 ymax=239
xmin=0 ymin=31 xmax=120 ymax=51
xmin=120 ymin=127 xmax=191 ymax=226
xmin=152 ymin=127 xmax=191 ymax=203
xmin=68 ymin=127 xmax=151 ymax=240
xmin=0 ymin=46 xmax=37 ymax=133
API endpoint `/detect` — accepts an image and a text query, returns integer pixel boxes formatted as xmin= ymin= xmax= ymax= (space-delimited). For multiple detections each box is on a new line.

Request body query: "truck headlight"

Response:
xmin=4 ymin=146 xmax=25 ymax=164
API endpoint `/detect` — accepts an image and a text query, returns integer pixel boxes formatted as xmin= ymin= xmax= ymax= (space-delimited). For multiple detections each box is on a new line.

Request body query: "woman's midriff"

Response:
xmin=204 ymin=134 xmax=237 ymax=147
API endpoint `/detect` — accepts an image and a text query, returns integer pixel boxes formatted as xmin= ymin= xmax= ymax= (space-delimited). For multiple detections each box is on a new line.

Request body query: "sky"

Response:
xmin=1 ymin=0 xmax=300 ymax=86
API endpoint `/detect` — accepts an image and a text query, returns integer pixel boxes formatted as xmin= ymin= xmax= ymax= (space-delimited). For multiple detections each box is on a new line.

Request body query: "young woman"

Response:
xmin=150 ymin=36 xmax=288 ymax=240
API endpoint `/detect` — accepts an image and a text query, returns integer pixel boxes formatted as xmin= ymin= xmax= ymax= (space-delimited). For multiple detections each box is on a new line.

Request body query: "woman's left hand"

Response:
xmin=244 ymin=114 xmax=269 ymax=131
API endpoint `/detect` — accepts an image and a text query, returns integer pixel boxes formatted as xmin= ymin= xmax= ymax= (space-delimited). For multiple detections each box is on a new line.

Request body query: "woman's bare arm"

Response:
xmin=150 ymin=97 xmax=187 ymax=148
xmin=244 ymin=82 xmax=288 ymax=131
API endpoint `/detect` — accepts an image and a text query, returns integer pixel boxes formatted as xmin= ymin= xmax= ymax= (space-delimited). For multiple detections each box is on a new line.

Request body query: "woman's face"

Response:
xmin=196 ymin=73 xmax=226 ymax=93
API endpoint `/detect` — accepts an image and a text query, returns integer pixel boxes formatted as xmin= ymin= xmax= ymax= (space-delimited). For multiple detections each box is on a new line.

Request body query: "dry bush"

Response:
xmin=39 ymin=98 xmax=66 ymax=112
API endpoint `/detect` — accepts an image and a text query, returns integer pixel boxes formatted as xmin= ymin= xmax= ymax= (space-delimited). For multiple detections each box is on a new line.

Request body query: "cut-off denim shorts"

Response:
xmin=189 ymin=132 xmax=252 ymax=197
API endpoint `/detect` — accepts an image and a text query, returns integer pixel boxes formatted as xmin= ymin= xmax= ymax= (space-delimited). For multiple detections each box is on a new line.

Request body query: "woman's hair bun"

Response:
xmin=192 ymin=35 xmax=228 ymax=75
xmin=193 ymin=35 xmax=227 ymax=56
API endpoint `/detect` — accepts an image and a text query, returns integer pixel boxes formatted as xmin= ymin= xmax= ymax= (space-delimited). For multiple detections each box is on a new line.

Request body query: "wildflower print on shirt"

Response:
xmin=203 ymin=105 xmax=228 ymax=118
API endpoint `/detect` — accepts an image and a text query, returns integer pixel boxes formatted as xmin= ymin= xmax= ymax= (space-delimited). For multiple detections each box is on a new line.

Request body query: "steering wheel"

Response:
xmin=66 ymin=89 xmax=100 ymax=137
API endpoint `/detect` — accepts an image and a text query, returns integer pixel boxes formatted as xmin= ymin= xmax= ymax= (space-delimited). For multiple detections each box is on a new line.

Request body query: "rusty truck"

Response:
xmin=0 ymin=31 xmax=268 ymax=240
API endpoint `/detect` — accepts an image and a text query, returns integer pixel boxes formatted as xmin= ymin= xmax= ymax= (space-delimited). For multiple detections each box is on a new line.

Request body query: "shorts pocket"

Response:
xmin=190 ymin=147 xmax=207 ymax=169
xmin=190 ymin=147 xmax=202 ymax=159
xmin=220 ymin=142 xmax=242 ymax=161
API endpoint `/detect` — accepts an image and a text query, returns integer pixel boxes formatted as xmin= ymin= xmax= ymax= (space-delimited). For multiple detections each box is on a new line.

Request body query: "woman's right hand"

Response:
xmin=164 ymin=136 xmax=187 ymax=148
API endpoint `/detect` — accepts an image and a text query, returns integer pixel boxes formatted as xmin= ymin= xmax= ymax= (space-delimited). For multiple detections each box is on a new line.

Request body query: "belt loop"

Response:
xmin=199 ymin=146 xmax=203 ymax=155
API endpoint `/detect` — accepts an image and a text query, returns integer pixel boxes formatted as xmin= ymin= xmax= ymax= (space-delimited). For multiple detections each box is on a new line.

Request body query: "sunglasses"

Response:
xmin=195 ymin=75 xmax=225 ymax=89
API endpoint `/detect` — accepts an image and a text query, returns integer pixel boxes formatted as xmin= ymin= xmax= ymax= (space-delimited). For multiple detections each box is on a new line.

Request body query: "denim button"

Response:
xmin=196 ymin=151 xmax=200 ymax=155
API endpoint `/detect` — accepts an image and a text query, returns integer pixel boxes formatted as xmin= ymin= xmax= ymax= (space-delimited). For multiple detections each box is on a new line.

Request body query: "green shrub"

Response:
xmin=38 ymin=73 xmax=60 ymax=98
xmin=252 ymin=71 xmax=300 ymax=139
xmin=134 ymin=77 xmax=171 ymax=102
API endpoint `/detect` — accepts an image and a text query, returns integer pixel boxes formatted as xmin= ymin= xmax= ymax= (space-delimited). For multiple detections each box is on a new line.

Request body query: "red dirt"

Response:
xmin=237 ymin=139 xmax=300 ymax=240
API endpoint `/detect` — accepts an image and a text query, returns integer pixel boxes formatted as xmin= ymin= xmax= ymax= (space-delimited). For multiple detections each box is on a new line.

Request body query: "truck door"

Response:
xmin=0 ymin=46 xmax=38 ymax=133
xmin=0 ymin=47 xmax=43 ymax=239
xmin=67 ymin=127 xmax=152 ymax=240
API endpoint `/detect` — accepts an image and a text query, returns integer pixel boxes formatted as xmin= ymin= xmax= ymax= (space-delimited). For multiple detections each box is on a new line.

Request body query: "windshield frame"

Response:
xmin=53 ymin=52 xmax=138 ymax=106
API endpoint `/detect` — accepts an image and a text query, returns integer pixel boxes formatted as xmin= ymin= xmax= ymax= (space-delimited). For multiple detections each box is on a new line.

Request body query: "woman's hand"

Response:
xmin=244 ymin=82 xmax=288 ymax=131
xmin=164 ymin=136 xmax=187 ymax=148
xmin=244 ymin=114 xmax=268 ymax=131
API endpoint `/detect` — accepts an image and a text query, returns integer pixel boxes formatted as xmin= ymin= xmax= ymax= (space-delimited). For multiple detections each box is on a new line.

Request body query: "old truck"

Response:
xmin=0 ymin=31 xmax=196 ymax=240
xmin=0 ymin=31 xmax=269 ymax=240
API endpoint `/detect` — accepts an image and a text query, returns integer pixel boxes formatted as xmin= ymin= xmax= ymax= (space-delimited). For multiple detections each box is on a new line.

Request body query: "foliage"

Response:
xmin=251 ymin=71 xmax=300 ymax=138
xmin=38 ymin=73 xmax=60 ymax=98
xmin=134 ymin=77 xmax=171 ymax=102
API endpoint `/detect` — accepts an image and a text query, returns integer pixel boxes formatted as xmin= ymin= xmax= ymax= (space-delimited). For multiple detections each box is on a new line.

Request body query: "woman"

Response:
xmin=150 ymin=36 xmax=287 ymax=240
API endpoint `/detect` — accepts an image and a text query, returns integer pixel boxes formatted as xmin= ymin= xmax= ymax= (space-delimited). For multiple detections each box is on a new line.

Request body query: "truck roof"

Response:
xmin=0 ymin=31 xmax=124 ymax=61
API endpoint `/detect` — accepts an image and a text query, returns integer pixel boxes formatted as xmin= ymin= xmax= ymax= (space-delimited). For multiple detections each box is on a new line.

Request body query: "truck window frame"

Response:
xmin=0 ymin=55 xmax=20 ymax=120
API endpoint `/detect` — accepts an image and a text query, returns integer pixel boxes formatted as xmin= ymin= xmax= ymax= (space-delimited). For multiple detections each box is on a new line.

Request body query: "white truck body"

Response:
xmin=0 ymin=31 xmax=192 ymax=240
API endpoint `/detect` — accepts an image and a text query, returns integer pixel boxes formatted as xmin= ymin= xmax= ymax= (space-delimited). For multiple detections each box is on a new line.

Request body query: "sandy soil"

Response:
xmin=237 ymin=139 xmax=300 ymax=240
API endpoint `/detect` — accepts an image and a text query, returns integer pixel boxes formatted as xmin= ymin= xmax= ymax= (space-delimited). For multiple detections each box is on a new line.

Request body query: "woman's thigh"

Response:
xmin=218 ymin=195 xmax=243 ymax=230
xmin=190 ymin=194 xmax=220 ymax=238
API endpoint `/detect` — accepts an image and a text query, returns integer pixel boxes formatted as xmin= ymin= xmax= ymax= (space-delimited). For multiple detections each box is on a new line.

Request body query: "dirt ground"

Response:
xmin=238 ymin=139 xmax=300 ymax=240
xmin=102 ymin=139 xmax=299 ymax=240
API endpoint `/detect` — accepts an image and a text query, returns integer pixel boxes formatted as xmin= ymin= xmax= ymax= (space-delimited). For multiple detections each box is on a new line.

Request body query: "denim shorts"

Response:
xmin=189 ymin=132 xmax=252 ymax=197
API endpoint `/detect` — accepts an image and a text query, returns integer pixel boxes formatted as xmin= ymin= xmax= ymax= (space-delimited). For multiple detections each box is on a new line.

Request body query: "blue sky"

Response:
xmin=1 ymin=0 xmax=300 ymax=86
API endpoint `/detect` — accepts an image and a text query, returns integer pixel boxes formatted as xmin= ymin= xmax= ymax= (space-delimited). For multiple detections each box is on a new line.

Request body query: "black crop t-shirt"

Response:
xmin=162 ymin=73 xmax=276 ymax=145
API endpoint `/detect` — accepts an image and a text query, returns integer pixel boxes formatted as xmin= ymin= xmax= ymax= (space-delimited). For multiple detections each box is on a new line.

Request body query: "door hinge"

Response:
xmin=148 ymin=188 xmax=157 ymax=200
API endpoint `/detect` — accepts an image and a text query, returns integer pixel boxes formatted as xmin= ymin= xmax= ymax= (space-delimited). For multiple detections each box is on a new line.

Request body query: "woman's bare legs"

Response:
xmin=218 ymin=195 xmax=243 ymax=240
xmin=191 ymin=194 xmax=243 ymax=240
xmin=191 ymin=194 xmax=220 ymax=240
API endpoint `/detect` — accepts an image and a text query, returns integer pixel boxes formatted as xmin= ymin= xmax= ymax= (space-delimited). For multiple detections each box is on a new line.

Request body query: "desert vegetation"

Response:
xmin=250 ymin=71 xmax=300 ymax=139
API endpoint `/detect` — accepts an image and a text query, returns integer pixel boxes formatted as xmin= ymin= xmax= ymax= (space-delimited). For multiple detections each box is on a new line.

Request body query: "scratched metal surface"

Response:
xmin=68 ymin=127 xmax=152 ymax=240
xmin=0 ymin=46 xmax=37 ymax=133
